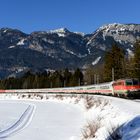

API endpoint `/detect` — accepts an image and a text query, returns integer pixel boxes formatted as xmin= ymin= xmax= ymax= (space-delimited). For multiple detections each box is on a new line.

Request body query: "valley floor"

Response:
xmin=0 ymin=94 xmax=140 ymax=140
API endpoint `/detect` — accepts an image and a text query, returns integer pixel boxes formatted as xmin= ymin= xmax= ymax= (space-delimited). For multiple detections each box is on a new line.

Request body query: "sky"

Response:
xmin=0 ymin=0 xmax=139 ymax=34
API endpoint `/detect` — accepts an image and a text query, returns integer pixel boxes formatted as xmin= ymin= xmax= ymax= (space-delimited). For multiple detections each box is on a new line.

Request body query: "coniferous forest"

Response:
xmin=0 ymin=68 xmax=84 ymax=89
xmin=0 ymin=40 xmax=140 ymax=89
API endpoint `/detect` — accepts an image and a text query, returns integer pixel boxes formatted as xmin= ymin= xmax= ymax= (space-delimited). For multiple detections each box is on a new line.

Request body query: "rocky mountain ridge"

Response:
xmin=0 ymin=23 xmax=140 ymax=78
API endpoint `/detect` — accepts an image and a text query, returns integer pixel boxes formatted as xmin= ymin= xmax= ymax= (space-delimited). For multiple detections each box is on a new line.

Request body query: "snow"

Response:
xmin=98 ymin=23 xmax=122 ymax=31
xmin=57 ymin=33 xmax=65 ymax=37
xmin=0 ymin=104 xmax=35 ymax=138
xmin=50 ymin=28 xmax=68 ymax=33
xmin=122 ymin=116 xmax=140 ymax=140
xmin=65 ymin=49 xmax=75 ymax=55
xmin=49 ymin=28 xmax=69 ymax=37
xmin=65 ymin=49 xmax=87 ymax=58
xmin=97 ymin=96 xmax=140 ymax=140
xmin=3 ymin=29 xmax=8 ymax=33
xmin=87 ymin=38 xmax=93 ymax=46
xmin=0 ymin=96 xmax=85 ymax=140
xmin=8 ymin=46 xmax=15 ymax=49
xmin=87 ymin=48 xmax=91 ymax=54
xmin=0 ymin=102 xmax=28 ymax=131
xmin=0 ymin=94 xmax=140 ymax=140
xmin=77 ymin=54 xmax=87 ymax=58
xmin=92 ymin=56 xmax=101 ymax=66
xmin=127 ymin=48 xmax=134 ymax=57
xmin=74 ymin=32 xmax=85 ymax=36
xmin=17 ymin=39 xmax=25 ymax=45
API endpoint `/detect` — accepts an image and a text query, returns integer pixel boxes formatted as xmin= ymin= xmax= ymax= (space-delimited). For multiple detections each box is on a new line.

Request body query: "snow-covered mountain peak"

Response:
xmin=90 ymin=23 xmax=140 ymax=45
xmin=49 ymin=28 xmax=70 ymax=33
xmin=97 ymin=23 xmax=140 ymax=33
xmin=96 ymin=23 xmax=130 ymax=33
xmin=48 ymin=28 xmax=70 ymax=37
xmin=98 ymin=23 xmax=122 ymax=30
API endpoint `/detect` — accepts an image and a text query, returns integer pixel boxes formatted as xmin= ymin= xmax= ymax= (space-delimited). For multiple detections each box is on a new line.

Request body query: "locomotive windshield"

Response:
xmin=125 ymin=79 xmax=133 ymax=85
xmin=125 ymin=79 xmax=139 ymax=85
xmin=132 ymin=79 xmax=139 ymax=85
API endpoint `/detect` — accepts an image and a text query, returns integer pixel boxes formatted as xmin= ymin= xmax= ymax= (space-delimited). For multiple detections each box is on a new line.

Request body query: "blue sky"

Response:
xmin=0 ymin=0 xmax=139 ymax=33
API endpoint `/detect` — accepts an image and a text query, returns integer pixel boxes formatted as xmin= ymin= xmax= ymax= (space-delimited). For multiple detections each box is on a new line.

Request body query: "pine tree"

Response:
xmin=70 ymin=68 xmax=83 ymax=86
xmin=63 ymin=68 xmax=72 ymax=87
xmin=49 ymin=71 xmax=63 ymax=88
xmin=134 ymin=40 xmax=140 ymax=79
xmin=104 ymin=44 xmax=125 ymax=81
xmin=22 ymin=71 xmax=35 ymax=89
xmin=84 ymin=66 xmax=95 ymax=85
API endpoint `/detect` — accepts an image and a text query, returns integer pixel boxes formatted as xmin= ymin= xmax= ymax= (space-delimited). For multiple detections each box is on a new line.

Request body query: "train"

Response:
xmin=0 ymin=78 xmax=140 ymax=97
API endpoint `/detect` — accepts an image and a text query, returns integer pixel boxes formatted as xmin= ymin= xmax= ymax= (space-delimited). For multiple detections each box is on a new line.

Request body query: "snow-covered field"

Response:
xmin=0 ymin=94 xmax=140 ymax=140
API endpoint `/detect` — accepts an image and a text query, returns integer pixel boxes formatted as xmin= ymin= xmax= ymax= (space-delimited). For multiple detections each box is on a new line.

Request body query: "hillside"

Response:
xmin=0 ymin=23 xmax=140 ymax=78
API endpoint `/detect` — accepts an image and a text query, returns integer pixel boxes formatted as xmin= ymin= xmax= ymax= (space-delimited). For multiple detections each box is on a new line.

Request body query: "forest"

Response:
xmin=0 ymin=40 xmax=139 ymax=89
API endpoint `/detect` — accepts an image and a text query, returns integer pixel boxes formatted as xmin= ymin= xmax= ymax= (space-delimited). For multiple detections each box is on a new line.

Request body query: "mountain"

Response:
xmin=0 ymin=23 xmax=140 ymax=78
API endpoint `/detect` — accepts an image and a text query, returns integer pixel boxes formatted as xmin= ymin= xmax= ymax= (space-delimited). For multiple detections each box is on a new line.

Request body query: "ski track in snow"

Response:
xmin=0 ymin=104 xmax=35 ymax=139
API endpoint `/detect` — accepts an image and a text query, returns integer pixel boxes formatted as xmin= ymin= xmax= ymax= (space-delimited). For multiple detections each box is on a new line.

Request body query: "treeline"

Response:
xmin=0 ymin=68 xmax=84 ymax=89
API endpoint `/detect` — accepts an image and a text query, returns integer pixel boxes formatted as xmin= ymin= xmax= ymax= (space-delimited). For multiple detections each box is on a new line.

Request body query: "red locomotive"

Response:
xmin=112 ymin=78 xmax=140 ymax=96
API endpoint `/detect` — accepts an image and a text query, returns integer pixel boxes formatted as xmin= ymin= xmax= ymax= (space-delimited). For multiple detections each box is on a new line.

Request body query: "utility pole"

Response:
xmin=94 ymin=74 xmax=96 ymax=84
xmin=97 ymin=75 xmax=99 ymax=84
xmin=64 ymin=80 xmax=66 ymax=87
xmin=79 ymin=78 xmax=81 ymax=86
xmin=112 ymin=68 xmax=114 ymax=81
xmin=50 ymin=82 xmax=52 ymax=88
